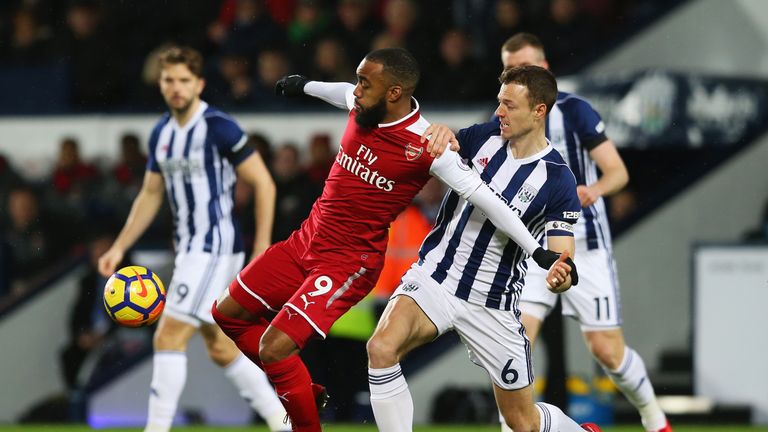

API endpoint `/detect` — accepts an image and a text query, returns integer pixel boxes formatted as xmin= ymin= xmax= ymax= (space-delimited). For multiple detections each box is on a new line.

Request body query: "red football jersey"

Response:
xmin=300 ymin=106 xmax=435 ymax=257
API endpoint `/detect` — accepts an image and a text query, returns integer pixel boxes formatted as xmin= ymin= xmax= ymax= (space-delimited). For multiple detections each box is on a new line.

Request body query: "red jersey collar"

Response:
xmin=377 ymin=97 xmax=420 ymax=130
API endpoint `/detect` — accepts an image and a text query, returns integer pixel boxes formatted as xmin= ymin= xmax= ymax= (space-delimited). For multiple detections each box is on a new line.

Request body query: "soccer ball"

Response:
xmin=103 ymin=265 xmax=166 ymax=327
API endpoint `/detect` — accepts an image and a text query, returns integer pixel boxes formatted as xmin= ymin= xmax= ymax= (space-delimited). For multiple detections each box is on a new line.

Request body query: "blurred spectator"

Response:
xmin=207 ymin=52 xmax=256 ymax=106
xmin=112 ymin=133 xmax=146 ymax=191
xmin=100 ymin=133 xmax=148 ymax=226
xmin=487 ymin=0 xmax=529 ymax=62
xmin=421 ymin=29 xmax=495 ymax=102
xmin=209 ymin=0 xmax=284 ymax=58
xmin=538 ymin=0 xmax=598 ymax=75
xmin=311 ymin=37 xmax=355 ymax=83
xmin=251 ymin=49 xmax=291 ymax=106
xmin=286 ymin=0 xmax=332 ymax=73
xmin=54 ymin=0 xmax=123 ymax=108
xmin=377 ymin=0 xmax=435 ymax=67
xmin=247 ymin=132 xmax=274 ymax=167
xmin=3 ymin=7 xmax=53 ymax=66
xmin=59 ymin=230 xmax=118 ymax=390
xmin=3 ymin=185 xmax=68 ymax=291
xmin=328 ymin=0 xmax=381 ymax=63
xmin=50 ymin=137 xmax=100 ymax=202
xmin=271 ymin=143 xmax=320 ymax=242
xmin=305 ymin=133 xmax=334 ymax=184
xmin=450 ymin=0 xmax=495 ymax=56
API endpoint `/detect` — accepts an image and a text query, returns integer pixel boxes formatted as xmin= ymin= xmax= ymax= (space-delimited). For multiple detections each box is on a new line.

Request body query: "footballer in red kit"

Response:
xmin=231 ymin=104 xmax=435 ymax=349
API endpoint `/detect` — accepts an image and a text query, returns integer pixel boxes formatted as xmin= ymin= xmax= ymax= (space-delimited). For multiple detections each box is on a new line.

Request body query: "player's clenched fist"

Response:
xmin=545 ymin=250 xmax=574 ymax=293
xmin=275 ymin=74 xmax=309 ymax=97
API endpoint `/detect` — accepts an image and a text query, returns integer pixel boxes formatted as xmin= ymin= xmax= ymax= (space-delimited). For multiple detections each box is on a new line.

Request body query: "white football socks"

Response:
xmin=224 ymin=354 xmax=289 ymax=432
xmin=145 ymin=351 xmax=187 ymax=432
xmin=535 ymin=402 xmax=585 ymax=431
xmin=604 ymin=346 xmax=667 ymax=431
xmin=369 ymin=364 xmax=413 ymax=432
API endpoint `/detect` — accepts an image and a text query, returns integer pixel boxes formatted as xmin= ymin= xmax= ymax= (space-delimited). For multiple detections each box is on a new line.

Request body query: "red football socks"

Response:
xmin=263 ymin=355 xmax=321 ymax=432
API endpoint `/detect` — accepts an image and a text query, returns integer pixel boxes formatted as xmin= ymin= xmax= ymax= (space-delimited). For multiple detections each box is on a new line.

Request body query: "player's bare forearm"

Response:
xmin=99 ymin=173 xmax=163 ymax=276
xmin=252 ymin=180 xmax=275 ymax=257
xmin=238 ymin=153 xmax=276 ymax=257
xmin=588 ymin=139 xmax=628 ymax=198
xmin=113 ymin=172 xmax=164 ymax=253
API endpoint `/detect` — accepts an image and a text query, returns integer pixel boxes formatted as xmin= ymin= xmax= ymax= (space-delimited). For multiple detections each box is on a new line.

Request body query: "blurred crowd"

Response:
xmin=0 ymin=131 xmax=335 ymax=304
xmin=0 ymin=0 xmax=671 ymax=111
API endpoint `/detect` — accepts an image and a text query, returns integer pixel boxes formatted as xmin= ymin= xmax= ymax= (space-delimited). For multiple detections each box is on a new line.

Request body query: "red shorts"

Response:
xmin=229 ymin=230 xmax=383 ymax=348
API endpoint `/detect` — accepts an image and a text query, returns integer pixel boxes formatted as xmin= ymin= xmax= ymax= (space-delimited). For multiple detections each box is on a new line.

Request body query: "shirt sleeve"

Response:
xmin=568 ymin=98 xmax=608 ymax=151
xmin=304 ymin=81 xmax=355 ymax=110
xmin=429 ymin=149 xmax=542 ymax=255
xmin=209 ymin=114 xmax=253 ymax=166
xmin=544 ymin=167 xmax=581 ymax=237
xmin=146 ymin=120 xmax=164 ymax=173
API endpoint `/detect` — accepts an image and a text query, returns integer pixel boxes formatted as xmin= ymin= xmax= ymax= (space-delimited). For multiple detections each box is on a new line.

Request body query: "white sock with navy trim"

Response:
xmin=604 ymin=346 xmax=667 ymax=431
xmin=369 ymin=364 xmax=412 ymax=432
xmin=145 ymin=351 xmax=187 ymax=432
xmin=535 ymin=402 xmax=584 ymax=431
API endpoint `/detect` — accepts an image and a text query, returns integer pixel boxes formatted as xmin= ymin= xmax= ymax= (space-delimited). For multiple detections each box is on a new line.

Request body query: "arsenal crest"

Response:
xmin=405 ymin=143 xmax=423 ymax=161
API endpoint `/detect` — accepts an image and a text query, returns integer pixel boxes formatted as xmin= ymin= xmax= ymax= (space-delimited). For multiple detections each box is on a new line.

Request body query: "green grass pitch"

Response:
xmin=1 ymin=425 xmax=767 ymax=432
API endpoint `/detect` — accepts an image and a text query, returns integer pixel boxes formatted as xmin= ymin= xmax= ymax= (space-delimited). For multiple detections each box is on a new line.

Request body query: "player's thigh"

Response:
xmin=519 ymin=258 xmax=558 ymax=318
xmin=165 ymin=252 xmax=245 ymax=326
xmin=369 ymin=295 xmax=439 ymax=363
xmin=454 ymin=301 xmax=534 ymax=391
xmin=561 ymin=248 xmax=623 ymax=330
xmin=271 ymin=256 xmax=382 ymax=347
xmin=232 ymin=240 xmax=307 ymax=314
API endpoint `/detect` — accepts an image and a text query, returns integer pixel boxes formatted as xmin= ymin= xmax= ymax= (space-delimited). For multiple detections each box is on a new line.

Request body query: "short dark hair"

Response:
xmin=501 ymin=32 xmax=546 ymax=58
xmin=364 ymin=48 xmax=420 ymax=94
xmin=158 ymin=46 xmax=204 ymax=78
xmin=499 ymin=65 xmax=557 ymax=114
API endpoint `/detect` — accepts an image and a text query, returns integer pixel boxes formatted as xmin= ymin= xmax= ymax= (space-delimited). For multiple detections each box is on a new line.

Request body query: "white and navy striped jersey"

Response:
xmin=546 ymin=91 xmax=612 ymax=251
xmin=147 ymin=101 xmax=252 ymax=255
xmin=417 ymin=121 xmax=581 ymax=311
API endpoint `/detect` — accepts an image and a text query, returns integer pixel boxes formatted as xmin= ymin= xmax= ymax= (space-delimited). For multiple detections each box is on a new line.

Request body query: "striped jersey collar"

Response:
xmin=170 ymin=100 xmax=208 ymax=131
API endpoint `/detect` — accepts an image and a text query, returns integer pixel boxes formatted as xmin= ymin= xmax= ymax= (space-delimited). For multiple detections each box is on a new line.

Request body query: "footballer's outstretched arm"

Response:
xmin=275 ymin=75 xmax=353 ymax=110
xmin=429 ymin=148 xmax=577 ymax=281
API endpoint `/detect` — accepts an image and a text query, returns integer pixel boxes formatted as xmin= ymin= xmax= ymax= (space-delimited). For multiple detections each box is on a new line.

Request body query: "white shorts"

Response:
xmin=164 ymin=251 xmax=245 ymax=327
xmin=520 ymin=247 xmax=622 ymax=330
xmin=393 ymin=267 xmax=534 ymax=391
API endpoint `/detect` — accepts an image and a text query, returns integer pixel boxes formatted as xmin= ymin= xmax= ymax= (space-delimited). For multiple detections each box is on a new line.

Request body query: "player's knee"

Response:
xmin=206 ymin=339 xmax=238 ymax=366
xmin=366 ymin=333 xmax=398 ymax=368
xmin=590 ymin=341 xmax=623 ymax=370
xmin=153 ymin=326 xmax=185 ymax=351
xmin=258 ymin=331 xmax=292 ymax=364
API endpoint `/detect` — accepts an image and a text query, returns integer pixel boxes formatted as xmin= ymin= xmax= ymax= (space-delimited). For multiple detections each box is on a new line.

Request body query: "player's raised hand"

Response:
xmin=275 ymin=74 xmax=309 ymax=97
xmin=420 ymin=123 xmax=460 ymax=158
xmin=97 ymin=247 xmax=124 ymax=278
xmin=546 ymin=250 xmax=573 ymax=293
